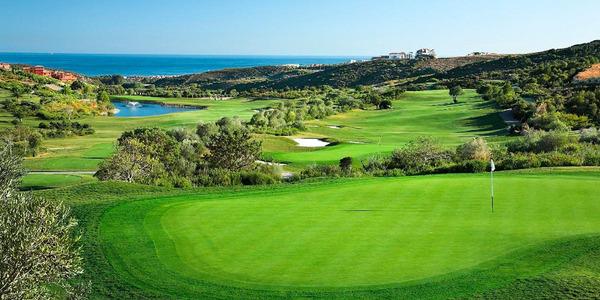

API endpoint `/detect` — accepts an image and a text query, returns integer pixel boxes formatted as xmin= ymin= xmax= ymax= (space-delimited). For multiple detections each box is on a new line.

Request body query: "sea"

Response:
xmin=0 ymin=53 xmax=365 ymax=77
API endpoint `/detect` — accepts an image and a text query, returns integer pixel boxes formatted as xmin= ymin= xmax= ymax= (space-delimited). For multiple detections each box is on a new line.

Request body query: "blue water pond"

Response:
xmin=111 ymin=101 xmax=201 ymax=117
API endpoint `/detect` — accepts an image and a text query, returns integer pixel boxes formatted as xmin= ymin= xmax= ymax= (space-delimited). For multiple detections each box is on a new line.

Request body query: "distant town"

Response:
xmin=0 ymin=62 xmax=78 ymax=82
xmin=371 ymin=49 xmax=497 ymax=61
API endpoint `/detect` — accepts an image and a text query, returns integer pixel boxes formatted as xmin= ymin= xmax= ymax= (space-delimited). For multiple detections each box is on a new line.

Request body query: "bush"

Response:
xmin=580 ymin=128 xmax=600 ymax=144
xmin=456 ymin=138 xmax=490 ymax=162
xmin=240 ymin=171 xmax=279 ymax=185
xmin=389 ymin=138 xmax=451 ymax=174
xmin=339 ymin=157 xmax=353 ymax=172
xmin=362 ymin=155 xmax=390 ymax=173
xmin=298 ymin=164 xmax=342 ymax=179
xmin=507 ymin=130 xmax=577 ymax=153
xmin=499 ymin=153 xmax=541 ymax=170
xmin=537 ymin=152 xmax=582 ymax=167
xmin=460 ymin=160 xmax=489 ymax=173
xmin=580 ymin=144 xmax=600 ymax=166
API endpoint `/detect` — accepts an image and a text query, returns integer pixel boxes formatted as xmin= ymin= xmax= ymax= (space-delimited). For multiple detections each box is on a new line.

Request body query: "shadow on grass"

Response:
xmin=460 ymin=112 xmax=507 ymax=135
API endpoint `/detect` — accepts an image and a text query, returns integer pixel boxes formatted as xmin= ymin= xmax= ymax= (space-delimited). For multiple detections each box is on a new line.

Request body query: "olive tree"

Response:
xmin=205 ymin=125 xmax=261 ymax=171
xmin=0 ymin=145 xmax=83 ymax=299
xmin=449 ymin=85 xmax=464 ymax=104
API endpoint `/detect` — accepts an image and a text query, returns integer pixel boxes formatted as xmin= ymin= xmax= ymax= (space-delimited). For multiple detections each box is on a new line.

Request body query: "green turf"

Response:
xmin=91 ymin=168 xmax=600 ymax=298
xmin=263 ymin=90 xmax=510 ymax=167
xmin=20 ymin=173 xmax=95 ymax=190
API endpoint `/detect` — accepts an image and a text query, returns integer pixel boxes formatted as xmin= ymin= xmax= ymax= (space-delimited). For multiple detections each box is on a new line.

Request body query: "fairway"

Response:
xmin=262 ymin=90 xmax=509 ymax=167
xmin=99 ymin=169 xmax=600 ymax=297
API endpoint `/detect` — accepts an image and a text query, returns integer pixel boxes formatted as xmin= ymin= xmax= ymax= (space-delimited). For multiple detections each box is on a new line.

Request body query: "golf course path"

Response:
xmin=29 ymin=171 xmax=96 ymax=175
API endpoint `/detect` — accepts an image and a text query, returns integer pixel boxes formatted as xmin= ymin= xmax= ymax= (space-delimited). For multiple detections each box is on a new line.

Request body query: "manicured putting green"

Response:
xmin=100 ymin=170 xmax=600 ymax=294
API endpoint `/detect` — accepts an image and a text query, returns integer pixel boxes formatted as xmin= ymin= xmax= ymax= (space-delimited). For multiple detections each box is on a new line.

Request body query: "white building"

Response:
xmin=388 ymin=52 xmax=412 ymax=60
xmin=416 ymin=48 xmax=436 ymax=59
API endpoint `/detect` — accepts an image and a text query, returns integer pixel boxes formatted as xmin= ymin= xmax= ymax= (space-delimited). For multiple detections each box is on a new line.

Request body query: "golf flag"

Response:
xmin=490 ymin=159 xmax=495 ymax=172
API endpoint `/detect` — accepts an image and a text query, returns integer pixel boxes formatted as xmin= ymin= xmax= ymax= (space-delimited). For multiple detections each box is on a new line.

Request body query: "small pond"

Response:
xmin=111 ymin=100 xmax=202 ymax=117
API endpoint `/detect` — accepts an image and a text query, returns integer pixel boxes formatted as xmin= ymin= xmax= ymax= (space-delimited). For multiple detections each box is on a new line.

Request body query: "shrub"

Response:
xmin=580 ymin=143 xmax=600 ymax=166
xmin=507 ymin=130 xmax=577 ymax=153
xmin=240 ymin=171 xmax=279 ymax=185
xmin=389 ymin=138 xmax=452 ymax=174
xmin=298 ymin=164 xmax=342 ymax=179
xmin=362 ymin=155 xmax=390 ymax=173
xmin=339 ymin=157 xmax=353 ymax=172
xmin=456 ymin=138 xmax=491 ymax=162
xmin=537 ymin=152 xmax=582 ymax=167
xmin=378 ymin=99 xmax=393 ymax=109
xmin=580 ymin=127 xmax=600 ymax=144
xmin=499 ymin=153 xmax=541 ymax=170
xmin=460 ymin=160 xmax=489 ymax=173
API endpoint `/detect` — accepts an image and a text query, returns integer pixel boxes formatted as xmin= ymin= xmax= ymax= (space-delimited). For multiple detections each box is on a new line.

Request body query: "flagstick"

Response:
xmin=490 ymin=159 xmax=495 ymax=213
xmin=491 ymin=170 xmax=494 ymax=213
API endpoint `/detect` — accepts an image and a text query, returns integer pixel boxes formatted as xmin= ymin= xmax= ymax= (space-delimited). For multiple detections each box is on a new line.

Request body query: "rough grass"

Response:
xmin=39 ymin=168 xmax=600 ymax=299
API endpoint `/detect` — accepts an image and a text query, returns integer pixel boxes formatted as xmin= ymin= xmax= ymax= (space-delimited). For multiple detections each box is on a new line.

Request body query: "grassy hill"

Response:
xmin=41 ymin=168 xmax=600 ymax=298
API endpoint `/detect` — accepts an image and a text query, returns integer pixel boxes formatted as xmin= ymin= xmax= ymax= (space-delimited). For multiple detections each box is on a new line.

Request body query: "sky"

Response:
xmin=1 ymin=0 xmax=599 ymax=57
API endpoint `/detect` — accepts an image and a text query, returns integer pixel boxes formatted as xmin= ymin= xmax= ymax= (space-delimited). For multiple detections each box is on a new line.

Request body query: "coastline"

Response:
xmin=0 ymin=53 xmax=367 ymax=77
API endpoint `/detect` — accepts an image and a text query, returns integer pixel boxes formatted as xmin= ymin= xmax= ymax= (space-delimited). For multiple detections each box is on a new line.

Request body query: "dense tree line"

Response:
xmin=247 ymin=87 xmax=399 ymax=135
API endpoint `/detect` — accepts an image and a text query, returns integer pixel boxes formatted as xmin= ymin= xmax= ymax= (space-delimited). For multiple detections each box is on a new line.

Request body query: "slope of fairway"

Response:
xmin=262 ymin=90 xmax=508 ymax=167
xmin=98 ymin=169 xmax=600 ymax=297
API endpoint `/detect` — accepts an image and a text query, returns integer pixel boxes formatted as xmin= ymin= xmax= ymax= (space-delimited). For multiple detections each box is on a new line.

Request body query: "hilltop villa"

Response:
xmin=22 ymin=65 xmax=78 ymax=82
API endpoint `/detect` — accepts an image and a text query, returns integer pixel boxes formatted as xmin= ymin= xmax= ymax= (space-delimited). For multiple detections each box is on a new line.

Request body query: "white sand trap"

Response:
xmin=292 ymin=138 xmax=330 ymax=147
xmin=327 ymin=125 xmax=341 ymax=129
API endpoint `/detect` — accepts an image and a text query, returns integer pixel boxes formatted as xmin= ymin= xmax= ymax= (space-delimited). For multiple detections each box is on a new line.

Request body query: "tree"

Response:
xmin=96 ymin=91 xmax=110 ymax=103
xmin=70 ymin=80 xmax=85 ymax=90
xmin=0 ymin=145 xmax=83 ymax=299
xmin=205 ymin=126 xmax=261 ymax=171
xmin=10 ymin=86 xmax=27 ymax=99
xmin=0 ymin=126 xmax=43 ymax=157
xmin=95 ymin=138 xmax=165 ymax=184
xmin=449 ymin=86 xmax=464 ymax=104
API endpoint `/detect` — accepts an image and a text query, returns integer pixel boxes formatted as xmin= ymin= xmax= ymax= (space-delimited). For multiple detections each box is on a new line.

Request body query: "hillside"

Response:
xmin=146 ymin=41 xmax=600 ymax=91
xmin=153 ymin=65 xmax=317 ymax=89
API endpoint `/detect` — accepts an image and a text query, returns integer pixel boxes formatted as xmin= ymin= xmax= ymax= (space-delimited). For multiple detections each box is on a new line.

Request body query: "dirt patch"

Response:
xmin=574 ymin=63 xmax=600 ymax=82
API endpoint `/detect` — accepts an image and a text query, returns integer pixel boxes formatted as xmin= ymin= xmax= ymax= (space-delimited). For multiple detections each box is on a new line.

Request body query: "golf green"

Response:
xmin=99 ymin=169 xmax=600 ymax=296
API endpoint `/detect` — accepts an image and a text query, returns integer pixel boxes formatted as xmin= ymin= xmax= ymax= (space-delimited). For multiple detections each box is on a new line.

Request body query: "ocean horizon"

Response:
xmin=0 ymin=52 xmax=366 ymax=77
